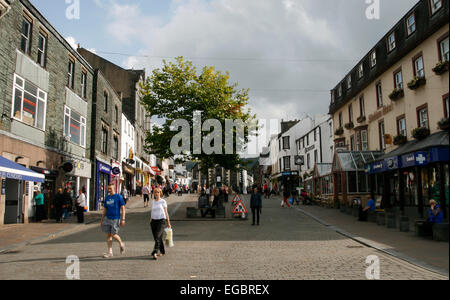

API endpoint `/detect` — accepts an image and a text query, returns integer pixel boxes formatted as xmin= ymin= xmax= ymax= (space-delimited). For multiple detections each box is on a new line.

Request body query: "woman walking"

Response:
xmin=34 ymin=190 xmax=45 ymax=222
xmin=150 ymin=188 xmax=172 ymax=260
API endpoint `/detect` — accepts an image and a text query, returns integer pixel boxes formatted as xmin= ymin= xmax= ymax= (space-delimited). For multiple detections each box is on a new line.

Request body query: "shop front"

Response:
xmin=96 ymin=161 xmax=111 ymax=211
xmin=122 ymin=162 xmax=135 ymax=195
xmin=332 ymin=151 xmax=384 ymax=207
xmin=366 ymin=138 xmax=449 ymax=220
xmin=313 ymin=163 xmax=333 ymax=198
xmin=0 ymin=156 xmax=45 ymax=225
xmin=111 ymin=162 xmax=121 ymax=194
xmin=62 ymin=159 xmax=91 ymax=212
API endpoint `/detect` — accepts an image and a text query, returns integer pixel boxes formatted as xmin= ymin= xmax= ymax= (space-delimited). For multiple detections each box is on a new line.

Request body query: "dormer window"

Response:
xmin=430 ymin=0 xmax=442 ymax=15
xmin=406 ymin=14 xmax=416 ymax=36
xmin=388 ymin=32 xmax=396 ymax=52
xmin=346 ymin=75 xmax=352 ymax=89
xmin=370 ymin=50 xmax=377 ymax=67
xmin=358 ymin=64 xmax=364 ymax=78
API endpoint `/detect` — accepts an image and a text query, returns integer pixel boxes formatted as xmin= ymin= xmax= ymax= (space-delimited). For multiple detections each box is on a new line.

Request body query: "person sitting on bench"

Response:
xmin=201 ymin=190 xmax=219 ymax=218
xmin=423 ymin=199 xmax=444 ymax=235
xmin=359 ymin=196 xmax=376 ymax=222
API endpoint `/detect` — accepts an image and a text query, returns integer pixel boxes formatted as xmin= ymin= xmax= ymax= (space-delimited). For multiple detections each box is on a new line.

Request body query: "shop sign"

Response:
xmin=98 ymin=162 xmax=111 ymax=174
xmin=111 ymin=167 xmax=121 ymax=176
xmin=401 ymin=152 xmax=428 ymax=168
xmin=1 ymin=179 xmax=5 ymax=195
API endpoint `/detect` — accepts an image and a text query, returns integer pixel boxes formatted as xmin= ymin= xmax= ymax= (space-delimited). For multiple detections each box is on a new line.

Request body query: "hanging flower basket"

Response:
xmin=438 ymin=118 xmax=450 ymax=131
xmin=335 ymin=128 xmax=344 ymax=136
xmin=432 ymin=61 xmax=449 ymax=75
xmin=357 ymin=115 xmax=366 ymax=123
xmin=407 ymin=77 xmax=426 ymax=90
xmin=389 ymin=88 xmax=404 ymax=101
xmin=412 ymin=127 xmax=430 ymax=140
xmin=393 ymin=135 xmax=407 ymax=146
xmin=344 ymin=122 xmax=354 ymax=130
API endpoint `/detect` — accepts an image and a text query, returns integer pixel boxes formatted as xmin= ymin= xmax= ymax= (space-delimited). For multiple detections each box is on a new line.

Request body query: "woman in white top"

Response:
xmin=150 ymin=188 xmax=172 ymax=260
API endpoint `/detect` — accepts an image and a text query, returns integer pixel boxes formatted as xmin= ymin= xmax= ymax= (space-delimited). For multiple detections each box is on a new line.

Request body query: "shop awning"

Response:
xmin=0 ymin=156 xmax=45 ymax=183
xmin=365 ymin=131 xmax=449 ymax=174
xmin=333 ymin=151 xmax=384 ymax=172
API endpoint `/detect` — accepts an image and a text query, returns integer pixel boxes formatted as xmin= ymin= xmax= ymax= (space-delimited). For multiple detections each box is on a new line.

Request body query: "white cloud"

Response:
xmin=100 ymin=0 xmax=418 ymax=122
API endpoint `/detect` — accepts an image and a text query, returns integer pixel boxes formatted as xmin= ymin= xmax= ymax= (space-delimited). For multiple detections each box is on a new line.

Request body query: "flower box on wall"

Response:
xmin=407 ymin=77 xmax=426 ymax=90
xmin=357 ymin=116 xmax=366 ymax=123
xmin=389 ymin=88 xmax=404 ymax=101
xmin=393 ymin=135 xmax=407 ymax=146
xmin=438 ymin=118 xmax=449 ymax=131
xmin=344 ymin=122 xmax=354 ymax=130
xmin=335 ymin=128 xmax=344 ymax=136
xmin=432 ymin=61 xmax=449 ymax=75
xmin=412 ymin=127 xmax=430 ymax=141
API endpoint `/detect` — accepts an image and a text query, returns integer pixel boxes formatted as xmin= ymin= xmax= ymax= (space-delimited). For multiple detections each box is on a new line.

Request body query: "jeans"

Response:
xmin=151 ymin=219 xmax=167 ymax=255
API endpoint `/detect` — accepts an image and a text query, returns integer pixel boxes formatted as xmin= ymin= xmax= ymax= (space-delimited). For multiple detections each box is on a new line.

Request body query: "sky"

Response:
xmin=30 ymin=0 xmax=419 ymax=154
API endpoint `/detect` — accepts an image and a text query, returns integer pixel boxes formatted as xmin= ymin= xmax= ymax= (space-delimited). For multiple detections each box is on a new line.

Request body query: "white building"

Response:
xmin=121 ymin=114 xmax=136 ymax=193
xmin=296 ymin=115 xmax=334 ymax=188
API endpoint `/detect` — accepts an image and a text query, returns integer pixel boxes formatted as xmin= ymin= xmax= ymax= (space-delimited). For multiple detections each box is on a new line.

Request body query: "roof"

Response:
xmin=315 ymin=163 xmax=332 ymax=177
xmin=334 ymin=151 xmax=384 ymax=172
xmin=377 ymin=130 xmax=449 ymax=161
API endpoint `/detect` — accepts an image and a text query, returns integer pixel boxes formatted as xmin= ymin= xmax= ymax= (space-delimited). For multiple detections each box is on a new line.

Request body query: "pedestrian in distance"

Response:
xmin=53 ymin=188 xmax=64 ymax=223
xmin=143 ymin=185 xmax=151 ymax=208
xmin=281 ymin=187 xmax=292 ymax=208
xmin=358 ymin=196 xmax=376 ymax=222
xmin=76 ymin=189 xmax=86 ymax=224
xmin=121 ymin=187 xmax=129 ymax=207
xmin=101 ymin=183 xmax=126 ymax=259
xmin=422 ymin=199 xmax=444 ymax=235
xmin=150 ymin=188 xmax=172 ymax=260
xmin=62 ymin=188 xmax=72 ymax=220
xmin=250 ymin=187 xmax=263 ymax=226
xmin=34 ymin=189 xmax=45 ymax=223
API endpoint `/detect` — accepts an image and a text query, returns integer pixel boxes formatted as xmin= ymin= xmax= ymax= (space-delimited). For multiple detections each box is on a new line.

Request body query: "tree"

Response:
xmin=139 ymin=57 xmax=257 ymax=172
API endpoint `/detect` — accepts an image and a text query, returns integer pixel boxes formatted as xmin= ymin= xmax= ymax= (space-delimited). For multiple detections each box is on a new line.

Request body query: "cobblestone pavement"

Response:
xmin=0 ymin=194 xmax=447 ymax=280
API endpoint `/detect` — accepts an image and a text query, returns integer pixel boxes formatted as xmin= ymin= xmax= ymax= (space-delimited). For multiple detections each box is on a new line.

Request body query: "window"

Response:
xmin=113 ymin=135 xmax=119 ymax=160
xmin=361 ymin=130 xmax=368 ymax=151
xmin=337 ymin=85 xmax=342 ymax=97
xmin=417 ymin=106 xmax=429 ymax=129
xmin=101 ymin=125 xmax=108 ymax=154
xmin=307 ymin=153 xmax=311 ymax=169
xmin=397 ymin=117 xmax=407 ymax=137
xmin=339 ymin=112 xmax=343 ymax=128
xmin=64 ymin=106 xmax=86 ymax=147
xmin=430 ymin=0 xmax=442 ymax=15
xmin=388 ymin=32 xmax=396 ymax=52
xmin=314 ymin=150 xmax=318 ymax=164
xmin=283 ymin=156 xmax=291 ymax=171
xmin=348 ymin=104 xmax=353 ymax=123
xmin=350 ymin=135 xmax=355 ymax=151
xmin=359 ymin=95 xmax=365 ymax=117
xmin=370 ymin=50 xmax=377 ymax=67
xmin=347 ymin=75 xmax=352 ymax=89
xmin=306 ymin=134 xmax=309 ymax=146
xmin=104 ymin=92 xmax=108 ymax=113
xmin=406 ymin=14 xmax=416 ymax=36
xmin=376 ymin=82 xmax=383 ymax=108
xmin=394 ymin=70 xmax=403 ymax=89
xmin=37 ymin=32 xmax=47 ymax=68
xmin=329 ymin=123 xmax=333 ymax=137
xmin=279 ymin=158 xmax=282 ymax=172
xmin=11 ymin=74 xmax=47 ymax=130
xmin=379 ymin=121 xmax=386 ymax=150
xmin=439 ymin=37 xmax=449 ymax=62
xmin=20 ymin=17 xmax=32 ymax=54
xmin=314 ymin=128 xmax=318 ymax=142
xmin=68 ymin=59 xmax=75 ymax=89
xmin=115 ymin=105 xmax=119 ymax=123
xmin=414 ymin=56 xmax=425 ymax=78
xmin=283 ymin=136 xmax=290 ymax=150
xmin=358 ymin=64 xmax=364 ymax=78
xmin=444 ymin=94 xmax=449 ymax=118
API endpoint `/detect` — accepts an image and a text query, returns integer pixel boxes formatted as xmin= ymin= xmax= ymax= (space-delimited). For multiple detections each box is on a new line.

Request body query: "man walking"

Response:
xmin=76 ymin=189 xmax=86 ymax=223
xmin=250 ymin=186 xmax=263 ymax=226
xmin=101 ymin=184 xmax=126 ymax=258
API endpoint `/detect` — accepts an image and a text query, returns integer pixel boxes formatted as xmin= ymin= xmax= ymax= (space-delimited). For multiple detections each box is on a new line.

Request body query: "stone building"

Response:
xmin=0 ymin=0 xmax=94 ymax=224
xmin=90 ymin=70 xmax=122 ymax=210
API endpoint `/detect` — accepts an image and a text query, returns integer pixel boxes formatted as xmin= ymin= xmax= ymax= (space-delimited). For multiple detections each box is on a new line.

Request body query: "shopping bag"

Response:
xmin=281 ymin=200 xmax=284 ymax=207
xmin=289 ymin=197 xmax=294 ymax=205
xmin=165 ymin=228 xmax=174 ymax=248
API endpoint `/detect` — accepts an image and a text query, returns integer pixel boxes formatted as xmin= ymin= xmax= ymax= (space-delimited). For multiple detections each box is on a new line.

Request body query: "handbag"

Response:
xmin=165 ymin=228 xmax=175 ymax=248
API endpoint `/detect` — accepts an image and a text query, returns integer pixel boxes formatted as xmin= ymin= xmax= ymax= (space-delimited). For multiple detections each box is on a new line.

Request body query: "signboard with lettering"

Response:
xmin=401 ymin=152 xmax=428 ymax=168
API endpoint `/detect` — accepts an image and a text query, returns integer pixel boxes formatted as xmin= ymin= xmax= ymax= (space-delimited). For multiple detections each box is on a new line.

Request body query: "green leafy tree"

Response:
xmin=140 ymin=57 xmax=257 ymax=173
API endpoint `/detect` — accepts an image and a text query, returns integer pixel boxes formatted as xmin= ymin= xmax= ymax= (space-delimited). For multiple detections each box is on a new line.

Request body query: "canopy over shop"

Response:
xmin=365 ymin=131 xmax=449 ymax=219
xmin=332 ymin=151 xmax=384 ymax=206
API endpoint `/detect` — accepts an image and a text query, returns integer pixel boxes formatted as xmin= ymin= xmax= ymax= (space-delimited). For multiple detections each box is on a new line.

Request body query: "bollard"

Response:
xmin=376 ymin=212 xmax=385 ymax=226
xmin=399 ymin=216 xmax=409 ymax=232
xmin=386 ymin=212 xmax=396 ymax=229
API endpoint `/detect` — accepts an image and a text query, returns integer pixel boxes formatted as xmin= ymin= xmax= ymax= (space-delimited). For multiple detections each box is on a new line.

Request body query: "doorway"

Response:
xmin=4 ymin=179 xmax=24 ymax=224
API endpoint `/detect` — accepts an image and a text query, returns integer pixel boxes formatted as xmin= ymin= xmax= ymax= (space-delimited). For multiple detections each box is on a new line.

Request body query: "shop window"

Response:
xmin=11 ymin=74 xmax=47 ymax=130
xmin=64 ymin=106 xmax=86 ymax=147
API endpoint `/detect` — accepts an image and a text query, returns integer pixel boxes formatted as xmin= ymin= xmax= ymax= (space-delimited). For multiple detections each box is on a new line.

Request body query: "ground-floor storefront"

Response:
xmin=366 ymin=132 xmax=449 ymax=220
